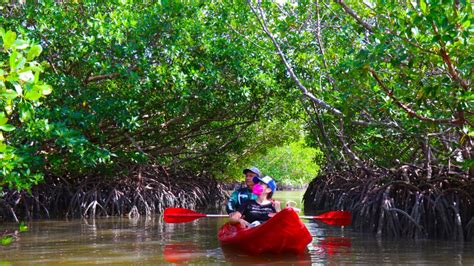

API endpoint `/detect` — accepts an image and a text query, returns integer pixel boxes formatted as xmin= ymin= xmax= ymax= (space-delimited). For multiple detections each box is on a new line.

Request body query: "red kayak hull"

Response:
xmin=218 ymin=208 xmax=312 ymax=255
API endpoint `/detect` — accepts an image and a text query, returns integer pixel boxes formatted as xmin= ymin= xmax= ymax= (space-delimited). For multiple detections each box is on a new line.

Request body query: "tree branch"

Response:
xmin=334 ymin=0 xmax=373 ymax=32
xmin=431 ymin=22 xmax=470 ymax=91
xmin=303 ymin=98 xmax=337 ymax=167
xmin=369 ymin=69 xmax=459 ymax=125
xmin=335 ymin=120 xmax=363 ymax=165
xmin=248 ymin=0 xmax=343 ymax=117
xmin=83 ymin=72 xmax=122 ymax=84
xmin=315 ymin=0 xmax=329 ymax=70
xmin=83 ymin=66 xmax=139 ymax=84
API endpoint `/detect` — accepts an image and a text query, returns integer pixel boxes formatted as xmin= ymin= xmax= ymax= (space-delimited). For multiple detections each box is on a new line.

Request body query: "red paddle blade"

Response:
xmin=163 ymin=208 xmax=206 ymax=223
xmin=314 ymin=211 xmax=352 ymax=226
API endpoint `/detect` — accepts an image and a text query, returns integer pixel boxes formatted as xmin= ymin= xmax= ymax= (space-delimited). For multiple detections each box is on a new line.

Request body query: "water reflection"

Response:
xmin=313 ymin=237 xmax=352 ymax=256
xmin=163 ymin=242 xmax=207 ymax=264
xmin=0 ymin=191 xmax=473 ymax=264
xmin=222 ymin=246 xmax=312 ymax=265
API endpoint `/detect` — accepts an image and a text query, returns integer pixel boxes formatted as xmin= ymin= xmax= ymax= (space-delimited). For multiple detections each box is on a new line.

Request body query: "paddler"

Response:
xmin=226 ymin=167 xmax=262 ymax=215
xmin=229 ymin=175 xmax=281 ymax=228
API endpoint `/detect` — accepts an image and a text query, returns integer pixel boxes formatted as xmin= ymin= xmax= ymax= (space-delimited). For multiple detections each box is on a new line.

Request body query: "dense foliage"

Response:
xmin=0 ymin=28 xmax=51 ymax=190
xmin=1 ymin=2 xmax=302 ymax=191
xmin=0 ymin=1 xmax=472 ymax=240
xmin=248 ymin=0 xmax=472 ymax=176
xmin=1 ymin=1 xmax=471 ymax=198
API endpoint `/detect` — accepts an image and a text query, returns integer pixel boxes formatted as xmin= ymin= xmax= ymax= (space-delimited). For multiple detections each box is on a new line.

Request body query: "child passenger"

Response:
xmin=229 ymin=175 xmax=280 ymax=228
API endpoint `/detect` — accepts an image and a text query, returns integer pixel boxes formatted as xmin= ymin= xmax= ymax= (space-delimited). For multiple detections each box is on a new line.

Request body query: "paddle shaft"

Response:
xmin=205 ymin=214 xmax=228 ymax=217
xmin=300 ymin=216 xmax=318 ymax=219
xmin=164 ymin=212 xmax=227 ymax=218
xmin=169 ymin=214 xmax=344 ymax=219
xmin=300 ymin=215 xmax=344 ymax=220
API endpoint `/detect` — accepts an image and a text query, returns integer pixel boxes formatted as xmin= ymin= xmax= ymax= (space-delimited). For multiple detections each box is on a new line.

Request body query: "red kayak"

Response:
xmin=218 ymin=208 xmax=312 ymax=255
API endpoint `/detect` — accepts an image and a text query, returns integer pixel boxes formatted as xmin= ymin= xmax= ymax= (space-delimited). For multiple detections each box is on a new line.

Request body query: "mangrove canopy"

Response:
xmin=0 ymin=0 xmax=472 ymax=240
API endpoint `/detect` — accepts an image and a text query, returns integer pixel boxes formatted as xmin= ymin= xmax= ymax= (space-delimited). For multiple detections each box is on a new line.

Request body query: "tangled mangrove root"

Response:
xmin=0 ymin=165 xmax=227 ymax=221
xmin=303 ymin=166 xmax=473 ymax=241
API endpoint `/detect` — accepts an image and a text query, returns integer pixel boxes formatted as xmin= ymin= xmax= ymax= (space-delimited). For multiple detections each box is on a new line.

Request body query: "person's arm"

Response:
xmin=226 ymin=190 xmax=239 ymax=215
xmin=267 ymin=200 xmax=280 ymax=218
xmin=230 ymin=203 xmax=251 ymax=228
xmin=229 ymin=211 xmax=241 ymax=222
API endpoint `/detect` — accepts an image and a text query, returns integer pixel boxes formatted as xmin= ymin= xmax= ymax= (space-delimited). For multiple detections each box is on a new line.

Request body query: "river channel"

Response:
xmin=0 ymin=190 xmax=473 ymax=265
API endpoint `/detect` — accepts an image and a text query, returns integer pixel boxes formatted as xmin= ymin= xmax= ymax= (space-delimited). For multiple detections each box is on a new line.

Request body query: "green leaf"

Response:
xmin=35 ymin=84 xmax=52 ymax=95
xmin=0 ymin=124 xmax=15 ymax=132
xmin=12 ymin=82 xmax=23 ymax=95
xmin=20 ymin=104 xmax=34 ymax=122
xmin=0 ymin=116 xmax=7 ymax=125
xmin=455 ymin=159 xmax=474 ymax=171
xmin=441 ymin=35 xmax=452 ymax=43
xmin=9 ymin=51 xmax=27 ymax=72
xmin=19 ymin=70 xmax=34 ymax=83
xmin=24 ymin=89 xmax=42 ymax=101
xmin=432 ymin=35 xmax=441 ymax=43
xmin=15 ymin=56 xmax=26 ymax=71
xmin=12 ymin=39 xmax=29 ymax=50
xmin=461 ymin=19 xmax=471 ymax=29
xmin=19 ymin=222 xmax=28 ymax=232
xmin=10 ymin=51 xmax=18 ymax=70
xmin=27 ymin=45 xmax=43 ymax=60
xmin=1 ymin=236 xmax=13 ymax=246
xmin=419 ymin=0 xmax=427 ymax=14
xmin=0 ymin=90 xmax=18 ymax=100
xmin=3 ymin=30 xmax=16 ymax=50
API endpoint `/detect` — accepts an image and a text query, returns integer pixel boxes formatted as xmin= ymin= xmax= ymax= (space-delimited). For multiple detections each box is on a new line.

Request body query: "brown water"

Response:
xmin=0 ymin=190 xmax=473 ymax=265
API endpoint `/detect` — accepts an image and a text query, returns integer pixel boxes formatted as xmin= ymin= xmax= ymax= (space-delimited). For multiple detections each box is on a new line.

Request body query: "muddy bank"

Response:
xmin=303 ymin=166 xmax=473 ymax=241
xmin=0 ymin=165 xmax=227 ymax=222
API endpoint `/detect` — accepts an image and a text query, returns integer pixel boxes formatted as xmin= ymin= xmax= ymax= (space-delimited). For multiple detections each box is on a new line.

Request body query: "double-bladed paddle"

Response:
xmin=163 ymin=207 xmax=351 ymax=226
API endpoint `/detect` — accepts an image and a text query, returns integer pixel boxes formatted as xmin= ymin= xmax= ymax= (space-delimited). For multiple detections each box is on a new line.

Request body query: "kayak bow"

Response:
xmin=218 ymin=208 xmax=312 ymax=255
